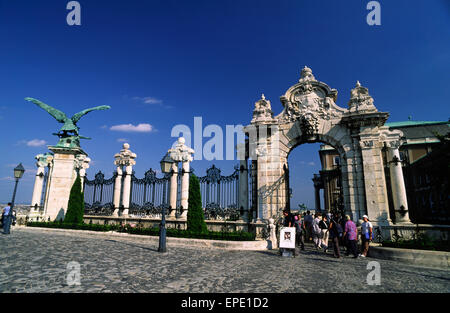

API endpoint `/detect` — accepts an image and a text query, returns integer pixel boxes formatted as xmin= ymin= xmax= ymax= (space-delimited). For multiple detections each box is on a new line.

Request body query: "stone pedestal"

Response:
xmin=113 ymin=143 xmax=137 ymax=217
xmin=44 ymin=146 xmax=87 ymax=221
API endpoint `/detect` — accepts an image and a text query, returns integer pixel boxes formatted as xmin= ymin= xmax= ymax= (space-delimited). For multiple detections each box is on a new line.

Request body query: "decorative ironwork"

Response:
xmin=198 ymin=165 xmax=240 ymax=220
xmin=128 ymin=168 xmax=171 ymax=217
xmin=84 ymin=171 xmax=117 ymax=215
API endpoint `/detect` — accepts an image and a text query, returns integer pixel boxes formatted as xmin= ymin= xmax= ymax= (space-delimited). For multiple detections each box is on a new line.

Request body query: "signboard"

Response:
xmin=279 ymin=227 xmax=296 ymax=249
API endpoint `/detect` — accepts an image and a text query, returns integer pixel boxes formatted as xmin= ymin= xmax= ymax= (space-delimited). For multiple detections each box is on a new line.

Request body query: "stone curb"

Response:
xmin=14 ymin=226 xmax=270 ymax=251
xmin=368 ymin=246 xmax=450 ymax=269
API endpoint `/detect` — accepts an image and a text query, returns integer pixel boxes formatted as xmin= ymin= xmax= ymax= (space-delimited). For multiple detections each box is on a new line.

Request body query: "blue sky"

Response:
xmin=0 ymin=0 xmax=449 ymax=208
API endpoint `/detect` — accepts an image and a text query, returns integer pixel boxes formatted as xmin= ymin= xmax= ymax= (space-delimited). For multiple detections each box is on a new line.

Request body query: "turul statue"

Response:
xmin=25 ymin=97 xmax=111 ymax=148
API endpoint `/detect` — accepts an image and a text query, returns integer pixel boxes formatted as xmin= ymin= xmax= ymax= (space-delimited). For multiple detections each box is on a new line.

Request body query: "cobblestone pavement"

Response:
xmin=1 ymin=228 xmax=449 ymax=293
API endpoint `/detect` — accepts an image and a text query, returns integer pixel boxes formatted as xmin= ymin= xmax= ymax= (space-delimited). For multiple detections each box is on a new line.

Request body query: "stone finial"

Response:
xmin=114 ymin=143 xmax=137 ymax=167
xmin=74 ymin=154 xmax=91 ymax=171
xmin=251 ymin=94 xmax=274 ymax=123
xmin=168 ymin=137 xmax=195 ymax=162
xmin=299 ymin=66 xmax=316 ymax=82
xmin=348 ymin=81 xmax=377 ymax=113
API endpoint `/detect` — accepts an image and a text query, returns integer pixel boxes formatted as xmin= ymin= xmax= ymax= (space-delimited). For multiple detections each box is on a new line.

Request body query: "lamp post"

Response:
xmin=159 ymin=153 xmax=174 ymax=253
xmin=11 ymin=163 xmax=25 ymax=209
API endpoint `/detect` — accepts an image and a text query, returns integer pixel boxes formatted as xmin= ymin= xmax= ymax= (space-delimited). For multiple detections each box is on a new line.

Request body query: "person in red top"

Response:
xmin=343 ymin=215 xmax=358 ymax=258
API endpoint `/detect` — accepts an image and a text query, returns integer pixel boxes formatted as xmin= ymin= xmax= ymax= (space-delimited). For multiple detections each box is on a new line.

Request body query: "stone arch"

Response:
xmin=244 ymin=67 xmax=407 ymax=226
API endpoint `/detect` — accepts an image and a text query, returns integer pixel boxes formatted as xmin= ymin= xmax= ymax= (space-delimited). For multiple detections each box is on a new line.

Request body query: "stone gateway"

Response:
xmin=243 ymin=67 xmax=411 ymax=227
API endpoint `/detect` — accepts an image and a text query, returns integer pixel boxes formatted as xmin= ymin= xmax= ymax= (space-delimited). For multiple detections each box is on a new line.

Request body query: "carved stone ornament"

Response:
xmin=35 ymin=153 xmax=54 ymax=168
xmin=299 ymin=111 xmax=319 ymax=136
xmin=277 ymin=66 xmax=345 ymax=123
xmin=348 ymin=81 xmax=377 ymax=113
xmin=168 ymin=137 xmax=195 ymax=162
xmin=74 ymin=154 xmax=91 ymax=171
xmin=114 ymin=143 xmax=137 ymax=167
xmin=251 ymin=94 xmax=274 ymax=123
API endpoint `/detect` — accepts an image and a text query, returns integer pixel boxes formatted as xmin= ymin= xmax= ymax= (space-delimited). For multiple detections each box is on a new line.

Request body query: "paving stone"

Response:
xmin=0 ymin=228 xmax=449 ymax=293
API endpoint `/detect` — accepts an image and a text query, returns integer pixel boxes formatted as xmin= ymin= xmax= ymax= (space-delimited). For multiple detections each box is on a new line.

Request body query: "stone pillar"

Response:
xmin=44 ymin=146 xmax=87 ymax=221
xmin=387 ymin=142 xmax=411 ymax=224
xmin=30 ymin=153 xmax=53 ymax=219
xmin=112 ymin=166 xmax=123 ymax=217
xmin=239 ymin=158 xmax=249 ymax=221
xmin=74 ymin=154 xmax=91 ymax=192
xmin=114 ymin=143 xmax=137 ymax=217
xmin=169 ymin=162 xmax=178 ymax=218
xmin=180 ymin=161 xmax=190 ymax=219
xmin=314 ymin=185 xmax=321 ymax=211
xmin=168 ymin=137 xmax=194 ymax=220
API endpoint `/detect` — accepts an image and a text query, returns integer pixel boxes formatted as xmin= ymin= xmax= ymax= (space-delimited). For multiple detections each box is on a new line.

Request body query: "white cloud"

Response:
xmin=17 ymin=139 xmax=47 ymax=147
xmin=110 ymin=123 xmax=153 ymax=133
xmin=132 ymin=96 xmax=172 ymax=109
xmin=117 ymin=138 xmax=128 ymax=142
xmin=308 ymin=161 xmax=316 ymax=166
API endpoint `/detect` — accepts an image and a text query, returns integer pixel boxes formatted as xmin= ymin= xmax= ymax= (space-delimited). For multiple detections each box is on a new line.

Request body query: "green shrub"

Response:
xmin=26 ymin=221 xmax=256 ymax=241
xmin=63 ymin=173 xmax=84 ymax=224
xmin=186 ymin=174 xmax=207 ymax=233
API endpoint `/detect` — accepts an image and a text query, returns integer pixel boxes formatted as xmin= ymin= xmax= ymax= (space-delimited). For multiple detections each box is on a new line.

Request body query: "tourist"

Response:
xmin=319 ymin=215 xmax=329 ymax=253
xmin=359 ymin=215 xmax=373 ymax=257
xmin=328 ymin=216 xmax=341 ymax=258
xmin=2 ymin=203 xmax=13 ymax=235
xmin=304 ymin=210 xmax=313 ymax=241
xmin=294 ymin=213 xmax=305 ymax=250
xmin=312 ymin=213 xmax=322 ymax=249
xmin=343 ymin=215 xmax=358 ymax=258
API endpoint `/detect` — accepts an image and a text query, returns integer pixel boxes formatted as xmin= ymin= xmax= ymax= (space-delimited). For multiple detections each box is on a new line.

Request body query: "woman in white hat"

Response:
xmin=359 ymin=215 xmax=373 ymax=257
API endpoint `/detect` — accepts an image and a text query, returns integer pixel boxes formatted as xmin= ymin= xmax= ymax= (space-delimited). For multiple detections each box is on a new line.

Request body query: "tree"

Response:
xmin=187 ymin=174 xmax=207 ymax=233
xmin=64 ymin=173 xmax=85 ymax=224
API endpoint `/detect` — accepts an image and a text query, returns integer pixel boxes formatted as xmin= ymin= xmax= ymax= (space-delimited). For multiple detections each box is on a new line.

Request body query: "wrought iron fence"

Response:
xmin=129 ymin=169 xmax=171 ymax=217
xmin=198 ymin=165 xmax=240 ymax=220
xmin=84 ymin=171 xmax=116 ymax=215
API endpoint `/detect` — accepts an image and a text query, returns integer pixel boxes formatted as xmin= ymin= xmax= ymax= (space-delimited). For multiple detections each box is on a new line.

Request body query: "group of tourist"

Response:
xmin=282 ymin=209 xmax=374 ymax=258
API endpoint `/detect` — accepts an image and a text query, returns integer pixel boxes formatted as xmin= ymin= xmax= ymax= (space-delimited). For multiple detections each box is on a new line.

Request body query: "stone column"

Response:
xmin=112 ymin=166 xmax=123 ymax=217
xmin=238 ymin=158 xmax=249 ymax=221
xmin=180 ymin=161 xmax=190 ymax=219
xmin=44 ymin=146 xmax=87 ymax=221
xmin=74 ymin=154 xmax=91 ymax=192
xmin=168 ymin=137 xmax=194 ymax=220
xmin=387 ymin=141 xmax=411 ymax=224
xmin=169 ymin=162 xmax=178 ymax=217
xmin=30 ymin=153 xmax=53 ymax=219
xmin=114 ymin=143 xmax=137 ymax=217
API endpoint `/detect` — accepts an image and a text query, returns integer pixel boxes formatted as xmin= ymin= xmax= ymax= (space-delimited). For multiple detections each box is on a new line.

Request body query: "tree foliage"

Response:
xmin=187 ymin=174 xmax=207 ymax=233
xmin=64 ymin=173 xmax=84 ymax=224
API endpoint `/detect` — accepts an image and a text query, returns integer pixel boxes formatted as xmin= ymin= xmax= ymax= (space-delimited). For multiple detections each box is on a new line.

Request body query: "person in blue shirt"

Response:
xmin=2 ymin=202 xmax=13 ymax=235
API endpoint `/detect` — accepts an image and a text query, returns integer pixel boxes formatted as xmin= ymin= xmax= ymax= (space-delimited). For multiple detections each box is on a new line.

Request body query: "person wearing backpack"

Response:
xmin=312 ymin=213 xmax=322 ymax=249
xmin=343 ymin=215 xmax=358 ymax=258
xmin=318 ymin=215 xmax=329 ymax=253
xmin=359 ymin=215 xmax=373 ymax=258
xmin=328 ymin=217 xmax=342 ymax=258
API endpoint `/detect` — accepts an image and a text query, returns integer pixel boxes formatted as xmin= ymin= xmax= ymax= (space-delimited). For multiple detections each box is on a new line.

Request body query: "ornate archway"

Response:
xmin=244 ymin=67 xmax=410 ymax=226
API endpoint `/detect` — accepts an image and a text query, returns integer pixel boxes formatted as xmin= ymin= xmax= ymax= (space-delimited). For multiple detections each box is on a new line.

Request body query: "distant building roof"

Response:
xmin=385 ymin=120 xmax=449 ymax=128
xmin=385 ymin=120 xmax=449 ymax=141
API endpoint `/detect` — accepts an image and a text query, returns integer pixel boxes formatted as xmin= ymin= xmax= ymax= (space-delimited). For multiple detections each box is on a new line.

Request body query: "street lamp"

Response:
xmin=158 ymin=153 xmax=175 ymax=253
xmin=11 ymin=163 xmax=25 ymax=209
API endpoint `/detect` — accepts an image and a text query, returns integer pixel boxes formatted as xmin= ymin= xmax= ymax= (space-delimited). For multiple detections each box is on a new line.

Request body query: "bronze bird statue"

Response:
xmin=25 ymin=97 xmax=111 ymax=140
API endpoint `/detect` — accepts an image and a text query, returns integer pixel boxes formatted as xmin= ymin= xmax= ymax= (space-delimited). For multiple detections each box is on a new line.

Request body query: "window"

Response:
xmin=333 ymin=156 xmax=340 ymax=166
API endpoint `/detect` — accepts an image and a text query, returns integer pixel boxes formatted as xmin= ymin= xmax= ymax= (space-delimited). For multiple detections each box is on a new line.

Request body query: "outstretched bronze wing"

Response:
xmin=71 ymin=105 xmax=111 ymax=123
xmin=25 ymin=97 xmax=68 ymax=123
